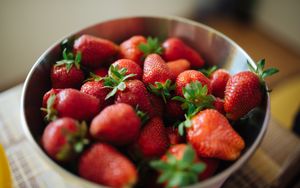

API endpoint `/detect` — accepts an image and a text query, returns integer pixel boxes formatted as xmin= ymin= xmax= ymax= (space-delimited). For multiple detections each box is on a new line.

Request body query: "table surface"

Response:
xmin=1 ymin=85 xmax=299 ymax=188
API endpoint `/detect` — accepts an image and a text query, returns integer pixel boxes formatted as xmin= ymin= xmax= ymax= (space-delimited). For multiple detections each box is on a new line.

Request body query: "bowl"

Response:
xmin=21 ymin=16 xmax=269 ymax=188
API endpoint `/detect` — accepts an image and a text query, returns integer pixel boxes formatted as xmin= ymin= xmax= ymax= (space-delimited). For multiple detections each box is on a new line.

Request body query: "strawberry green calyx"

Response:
xmin=103 ymin=65 xmax=136 ymax=100
xmin=198 ymin=65 xmax=218 ymax=77
xmin=247 ymin=59 xmax=279 ymax=86
xmin=56 ymin=121 xmax=90 ymax=161
xmin=148 ymin=79 xmax=175 ymax=103
xmin=138 ymin=37 xmax=163 ymax=58
xmin=40 ymin=94 xmax=58 ymax=122
xmin=173 ymin=81 xmax=215 ymax=116
xmin=135 ymin=105 xmax=149 ymax=125
xmin=55 ymin=48 xmax=82 ymax=73
xmin=150 ymin=145 xmax=206 ymax=188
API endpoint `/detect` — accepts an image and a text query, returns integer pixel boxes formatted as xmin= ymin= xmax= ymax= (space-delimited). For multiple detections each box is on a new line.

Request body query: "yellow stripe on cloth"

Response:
xmin=0 ymin=144 xmax=12 ymax=188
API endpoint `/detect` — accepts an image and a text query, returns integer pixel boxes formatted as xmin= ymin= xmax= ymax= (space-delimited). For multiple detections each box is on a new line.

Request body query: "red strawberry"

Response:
xmin=166 ymin=127 xmax=184 ymax=145
xmin=73 ymin=34 xmax=119 ymax=69
xmin=42 ymin=88 xmax=62 ymax=108
xmin=135 ymin=117 xmax=169 ymax=158
xmin=213 ymin=97 xmax=225 ymax=114
xmin=143 ymin=54 xmax=175 ymax=103
xmin=150 ymin=144 xmax=206 ymax=188
xmin=78 ymin=143 xmax=137 ymax=188
xmin=42 ymin=117 xmax=89 ymax=162
xmin=115 ymin=79 xmax=154 ymax=117
xmin=199 ymin=157 xmax=219 ymax=180
xmin=149 ymin=94 xmax=164 ymax=117
xmin=93 ymin=67 xmax=108 ymax=77
xmin=162 ymin=38 xmax=205 ymax=68
xmin=164 ymin=100 xmax=184 ymax=119
xmin=90 ymin=103 xmax=141 ymax=145
xmin=166 ymin=59 xmax=191 ymax=78
xmin=175 ymin=70 xmax=211 ymax=97
xmin=80 ymin=80 xmax=111 ymax=110
xmin=187 ymin=109 xmax=245 ymax=160
xmin=224 ymin=60 xmax=278 ymax=120
xmin=51 ymin=50 xmax=84 ymax=89
xmin=210 ymin=69 xmax=231 ymax=98
xmin=120 ymin=35 xmax=147 ymax=66
xmin=41 ymin=88 xmax=100 ymax=121
xmin=112 ymin=59 xmax=143 ymax=80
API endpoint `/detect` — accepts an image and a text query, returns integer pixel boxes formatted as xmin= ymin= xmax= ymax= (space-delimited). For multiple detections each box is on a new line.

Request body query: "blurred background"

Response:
xmin=0 ymin=0 xmax=300 ymax=187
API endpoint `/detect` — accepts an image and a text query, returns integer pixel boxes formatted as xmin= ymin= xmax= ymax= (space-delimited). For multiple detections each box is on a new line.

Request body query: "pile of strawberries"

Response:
xmin=40 ymin=34 xmax=278 ymax=188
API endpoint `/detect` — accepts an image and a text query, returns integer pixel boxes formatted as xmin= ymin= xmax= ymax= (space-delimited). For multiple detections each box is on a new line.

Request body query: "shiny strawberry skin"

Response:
xmin=120 ymin=35 xmax=147 ymax=66
xmin=78 ymin=143 xmax=137 ymax=188
xmin=166 ymin=59 xmax=191 ymax=78
xmin=175 ymin=70 xmax=211 ymax=97
xmin=210 ymin=69 xmax=230 ymax=98
xmin=187 ymin=109 xmax=245 ymax=160
xmin=80 ymin=81 xmax=111 ymax=110
xmin=42 ymin=117 xmax=78 ymax=161
xmin=90 ymin=103 xmax=141 ymax=145
xmin=73 ymin=34 xmax=119 ymax=69
xmin=143 ymin=54 xmax=174 ymax=84
xmin=51 ymin=65 xmax=84 ymax=89
xmin=166 ymin=127 xmax=184 ymax=145
xmin=136 ymin=117 xmax=170 ymax=158
xmin=112 ymin=59 xmax=143 ymax=80
xmin=115 ymin=79 xmax=154 ymax=117
xmin=224 ymin=71 xmax=262 ymax=120
xmin=53 ymin=89 xmax=100 ymax=121
xmin=162 ymin=38 xmax=205 ymax=68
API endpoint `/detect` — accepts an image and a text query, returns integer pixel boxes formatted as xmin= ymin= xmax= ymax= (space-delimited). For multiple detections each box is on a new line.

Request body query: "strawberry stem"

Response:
xmin=148 ymin=79 xmax=175 ymax=103
xmin=138 ymin=37 xmax=163 ymax=58
xmin=41 ymin=94 xmax=58 ymax=122
xmin=198 ymin=66 xmax=218 ymax=77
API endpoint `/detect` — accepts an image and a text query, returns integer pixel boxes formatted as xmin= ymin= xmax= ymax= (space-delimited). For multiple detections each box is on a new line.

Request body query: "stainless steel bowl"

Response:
xmin=21 ymin=16 xmax=269 ymax=188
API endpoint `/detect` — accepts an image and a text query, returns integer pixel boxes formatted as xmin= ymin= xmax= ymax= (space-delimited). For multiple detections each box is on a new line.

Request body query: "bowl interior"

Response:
xmin=22 ymin=16 xmax=268 ymax=187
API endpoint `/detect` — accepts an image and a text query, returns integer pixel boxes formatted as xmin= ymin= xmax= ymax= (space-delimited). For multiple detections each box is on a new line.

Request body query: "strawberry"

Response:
xmin=166 ymin=127 xmax=184 ymax=145
xmin=90 ymin=103 xmax=141 ymax=145
xmin=135 ymin=117 xmax=169 ymax=158
xmin=162 ymin=38 xmax=205 ymax=68
xmin=150 ymin=144 xmax=206 ymax=188
xmin=73 ymin=34 xmax=119 ymax=69
xmin=114 ymin=79 xmax=154 ymax=117
xmin=166 ymin=59 xmax=191 ymax=78
xmin=112 ymin=59 xmax=143 ymax=80
xmin=164 ymin=100 xmax=184 ymax=119
xmin=175 ymin=70 xmax=211 ymax=97
xmin=78 ymin=143 xmax=137 ymax=188
xmin=80 ymin=78 xmax=111 ymax=110
xmin=41 ymin=88 xmax=100 ymax=121
xmin=199 ymin=157 xmax=219 ymax=180
xmin=210 ymin=68 xmax=231 ymax=98
xmin=149 ymin=94 xmax=164 ymax=117
xmin=42 ymin=88 xmax=62 ymax=108
xmin=224 ymin=59 xmax=278 ymax=120
xmin=143 ymin=54 xmax=175 ymax=103
xmin=213 ymin=97 xmax=225 ymax=114
xmin=120 ymin=35 xmax=147 ymax=66
xmin=42 ymin=117 xmax=89 ymax=162
xmin=51 ymin=49 xmax=84 ymax=89
xmin=187 ymin=109 xmax=245 ymax=160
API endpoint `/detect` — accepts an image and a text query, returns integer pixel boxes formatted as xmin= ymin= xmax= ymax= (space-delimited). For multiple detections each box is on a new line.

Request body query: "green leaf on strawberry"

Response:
xmin=55 ymin=48 xmax=82 ymax=73
xmin=148 ymin=79 xmax=175 ymax=103
xmin=103 ymin=65 xmax=136 ymax=100
xmin=84 ymin=72 xmax=103 ymax=82
xmin=198 ymin=65 xmax=218 ymax=77
xmin=138 ymin=37 xmax=163 ymax=57
xmin=135 ymin=105 xmax=150 ymax=125
xmin=247 ymin=59 xmax=279 ymax=86
xmin=40 ymin=94 xmax=58 ymax=122
xmin=150 ymin=145 xmax=206 ymax=188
